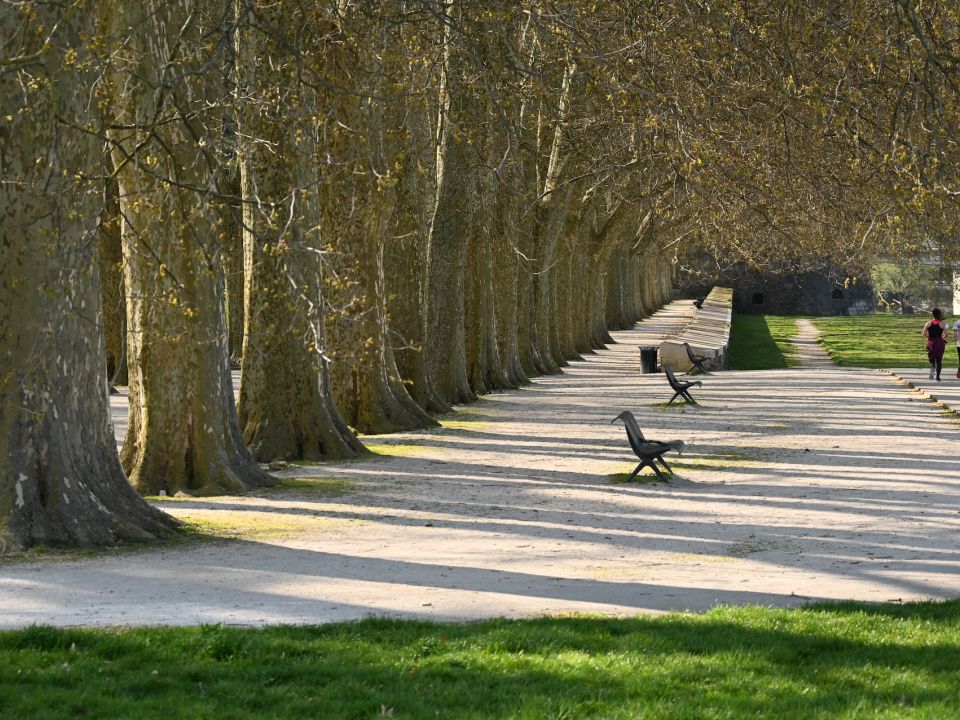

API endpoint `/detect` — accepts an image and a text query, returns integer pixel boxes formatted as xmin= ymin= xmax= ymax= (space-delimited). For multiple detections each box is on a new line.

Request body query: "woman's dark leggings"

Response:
xmin=929 ymin=348 xmax=944 ymax=378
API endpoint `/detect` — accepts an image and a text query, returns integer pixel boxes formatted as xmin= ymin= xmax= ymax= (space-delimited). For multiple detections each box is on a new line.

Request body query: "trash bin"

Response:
xmin=639 ymin=345 xmax=658 ymax=373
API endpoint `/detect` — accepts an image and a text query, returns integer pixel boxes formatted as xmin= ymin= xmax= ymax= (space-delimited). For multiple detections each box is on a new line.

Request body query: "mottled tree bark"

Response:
xmin=528 ymin=61 xmax=576 ymax=374
xmin=491 ymin=232 xmax=529 ymax=387
xmin=1 ymin=0 xmax=176 ymax=549
xmin=238 ymin=235 xmax=362 ymax=459
xmin=316 ymin=9 xmax=439 ymax=434
xmin=221 ymin=176 xmax=245 ymax=366
xmin=424 ymin=6 xmax=477 ymax=405
xmin=555 ymin=246 xmax=582 ymax=361
xmin=337 ymin=188 xmax=438 ymax=433
xmin=385 ymin=234 xmax=450 ymax=414
xmin=386 ymin=78 xmax=450 ymax=414
xmin=515 ymin=224 xmax=541 ymax=377
xmin=605 ymin=246 xmax=634 ymax=331
xmin=489 ymin=147 xmax=529 ymax=387
xmin=530 ymin=185 xmax=573 ymax=373
xmin=110 ymin=0 xmax=271 ymax=495
xmin=233 ymin=2 xmax=364 ymax=460
xmin=583 ymin=202 xmax=630 ymax=348
xmin=570 ymin=247 xmax=595 ymax=355
xmin=99 ymin=178 xmax=127 ymax=385
xmin=465 ymin=121 xmax=512 ymax=394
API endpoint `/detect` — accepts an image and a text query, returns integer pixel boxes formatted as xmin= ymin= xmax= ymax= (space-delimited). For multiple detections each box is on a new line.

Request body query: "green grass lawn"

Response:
xmin=812 ymin=313 xmax=956 ymax=368
xmin=728 ymin=315 xmax=800 ymax=370
xmin=2 ymin=601 xmax=960 ymax=719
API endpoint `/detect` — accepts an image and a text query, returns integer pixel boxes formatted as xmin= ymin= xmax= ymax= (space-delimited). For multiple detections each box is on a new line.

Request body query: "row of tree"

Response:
xmin=2 ymin=1 xmax=674 ymax=549
xmin=3 ymin=1 xmax=958 ymax=549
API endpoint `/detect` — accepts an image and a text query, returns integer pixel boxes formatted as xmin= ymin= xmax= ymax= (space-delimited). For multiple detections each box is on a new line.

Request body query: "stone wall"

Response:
xmin=660 ymin=287 xmax=732 ymax=373
xmin=678 ymin=264 xmax=873 ymax=316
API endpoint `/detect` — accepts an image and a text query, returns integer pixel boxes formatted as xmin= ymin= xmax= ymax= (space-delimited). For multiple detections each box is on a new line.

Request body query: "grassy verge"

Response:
xmin=2 ymin=601 xmax=959 ymax=718
xmin=608 ymin=470 xmax=663 ymax=483
xmin=652 ymin=399 xmax=695 ymax=409
xmin=728 ymin=315 xmax=800 ymax=370
xmin=812 ymin=313 xmax=952 ymax=368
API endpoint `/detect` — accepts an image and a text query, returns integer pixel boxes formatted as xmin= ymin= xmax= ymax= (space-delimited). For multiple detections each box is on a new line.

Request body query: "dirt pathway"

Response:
xmin=791 ymin=318 xmax=834 ymax=367
xmin=3 ymin=301 xmax=960 ymax=628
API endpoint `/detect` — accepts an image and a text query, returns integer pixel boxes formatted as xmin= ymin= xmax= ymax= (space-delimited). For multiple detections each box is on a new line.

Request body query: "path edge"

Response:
xmin=880 ymin=369 xmax=960 ymax=416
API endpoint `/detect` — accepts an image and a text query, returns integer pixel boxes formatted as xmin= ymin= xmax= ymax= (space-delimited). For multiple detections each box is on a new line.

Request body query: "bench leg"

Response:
xmin=648 ymin=460 xmax=669 ymax=482
xmin=681 ymin=390 xmax=696 ymax=404
xmin=627 ymin=460 xmax=648 ymax=481
xmin=667 ymin=391 xmax=682 ymax=406
xmin=627 ymin=459 xmax=668 ymax=482
xmin=657 ymin=456 xmax=674 ymax=475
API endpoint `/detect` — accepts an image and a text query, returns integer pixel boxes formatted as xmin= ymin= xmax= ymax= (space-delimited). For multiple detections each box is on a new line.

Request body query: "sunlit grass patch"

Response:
xmin=813 ymin=314 xmax=937 ymax=368
xmin=174 ymin=509 xmax=366 ymax=541
xmin=263 ymin=476 xmax=358 ymax=496
xmin=442 ymin=402 xmax=494 ymax=417
xmin=651 ymin=399 xmax=696 ymax=409
xmin=0 ymin=545 xmax=103 ymax=564
xmin=940 ymin=407 xmax=960 ymax=424
xmin=362 ymin=442 xmax=441 ymax=458
xmin=608 ymin=469 xmax=665 ymax=484
xmin=440 ymin=419 xmax=495 ymax=431
xmin=142 ymin=493 xmax=213 ymax=502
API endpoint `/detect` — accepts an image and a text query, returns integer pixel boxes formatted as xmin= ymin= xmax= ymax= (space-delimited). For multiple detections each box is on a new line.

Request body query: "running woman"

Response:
xmin=923 ymin=308 xmax=947 ymax=381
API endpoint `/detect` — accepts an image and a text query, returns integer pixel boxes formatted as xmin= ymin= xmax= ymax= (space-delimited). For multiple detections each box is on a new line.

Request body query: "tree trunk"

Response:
xmin=606 ymin=246 xmax=633 ymax=331
xmin=238 ymin=237 xmax=362 ymax=459
xmin=1 ymin=0 xmax=176 ymax=549
xmin=110 ymin=0 xmax=271 ymax=495
xmin=556 ymin=246 xmax=583 ymax=361
xmin=528 ymin=61 xmax=576 ymax=374
xmin=515 ymin=224 xmax=541 ymax=377
xmin=491 ymin=195 xmax=529 ymax=387
xmin=307 ymin=9 xmax=439 ymax=434
xmin=99 ymin=177 xmax=127 ymax=385
xmin=487 ymin=124 xmax=529 ymax=387
xmin=233 ymin=1 xmax=364 ymax=460
xmin=530 ymin=188 xmax=571 ymax=374
xmin=386 ymin=79 xmax=450 ymax=414
xmin=221 ymin=175 xmax=245 ymax=366
xmin=424 ymin=6 xmax=477 ymax=405
xmin=465 ymin=122 xmax=512 ymax=394
xmin=623 ymin=254 xmax=640 ymax=325
xmin=339 ymin=189 xmax=438 ymax=433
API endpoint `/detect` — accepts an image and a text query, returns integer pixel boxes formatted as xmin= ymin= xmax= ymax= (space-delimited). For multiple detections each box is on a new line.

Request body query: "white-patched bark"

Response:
xmin=1 ymin=0 xmax=176 ymax=549
xmin=109 ymin=0 xmax=271 ymax=495
xmin=234 ymin=1 xmax=365 ymax=460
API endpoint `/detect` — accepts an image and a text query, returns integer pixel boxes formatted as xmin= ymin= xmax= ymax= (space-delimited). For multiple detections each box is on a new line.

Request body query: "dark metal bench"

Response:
xmin=665 ymin=367 xmax=702 ymax=405
xmin=612 ymin=410 xmax=686 ymax=482
xmin=683 ymin=342 xmax=711 ymax=375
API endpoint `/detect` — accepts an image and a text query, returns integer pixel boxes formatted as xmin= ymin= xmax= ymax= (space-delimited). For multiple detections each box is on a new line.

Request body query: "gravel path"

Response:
xmin=3 ymin=301 xmax=960 ymax=628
